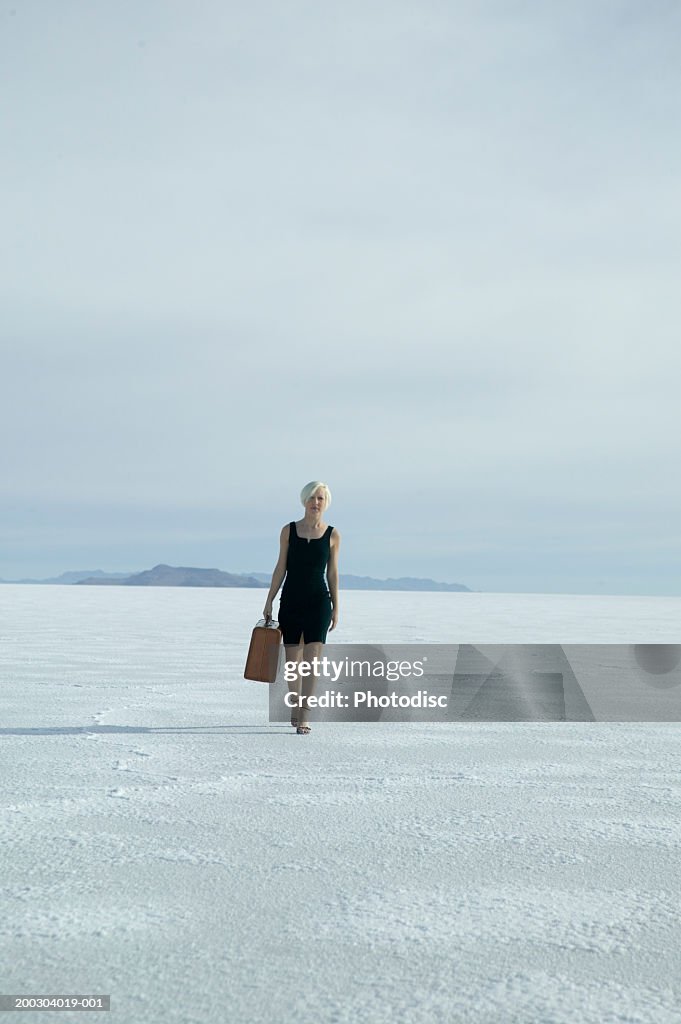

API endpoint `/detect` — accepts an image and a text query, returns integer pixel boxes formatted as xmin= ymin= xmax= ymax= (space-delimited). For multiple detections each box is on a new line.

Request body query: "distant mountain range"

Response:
xmin=1 ymin=565 xmax=471 ymax=592
xmin=0 ymin=569 xmax=133 ymax=585
xmin=77 ymin=565 xmax=263 ymax=588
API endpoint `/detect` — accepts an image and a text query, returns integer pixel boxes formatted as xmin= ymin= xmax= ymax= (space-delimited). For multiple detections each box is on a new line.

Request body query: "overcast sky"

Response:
xmin=2 ymin=0 xmax=680 ymax=593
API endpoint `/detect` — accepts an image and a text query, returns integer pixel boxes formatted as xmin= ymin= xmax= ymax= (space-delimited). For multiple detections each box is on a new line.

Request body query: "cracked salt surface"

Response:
xmin=1 ymin=584 xmax=680 ymax=1024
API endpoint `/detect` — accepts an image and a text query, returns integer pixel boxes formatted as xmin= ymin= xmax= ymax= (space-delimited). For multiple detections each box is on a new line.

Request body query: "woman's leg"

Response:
xmin=297 ymin=639 xmax=324 ymax=732
xmin=284 ymin=640 xmax=304 ymax=725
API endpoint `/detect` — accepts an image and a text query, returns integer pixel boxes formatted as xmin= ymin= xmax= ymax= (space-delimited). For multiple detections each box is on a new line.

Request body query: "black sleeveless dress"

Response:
xmin=278 ymin=521 xmax=334 ymax=645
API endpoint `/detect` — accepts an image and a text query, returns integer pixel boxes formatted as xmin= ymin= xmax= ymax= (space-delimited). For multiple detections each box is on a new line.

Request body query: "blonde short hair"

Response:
xmin=300 ymin=481 xmax=332 ymax=507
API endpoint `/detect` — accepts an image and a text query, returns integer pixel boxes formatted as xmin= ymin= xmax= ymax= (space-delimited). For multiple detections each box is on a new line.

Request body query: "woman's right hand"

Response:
xmin=263 ymin=599 xmax=273 ymax=623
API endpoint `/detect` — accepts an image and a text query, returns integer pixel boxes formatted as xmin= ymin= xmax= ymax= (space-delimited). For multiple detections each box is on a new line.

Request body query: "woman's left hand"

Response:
xmin=329 ymin=607 xmax=339 ymax=631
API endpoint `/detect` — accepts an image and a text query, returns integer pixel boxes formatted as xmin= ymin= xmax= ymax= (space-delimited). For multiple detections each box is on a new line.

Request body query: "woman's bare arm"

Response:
xmin=263 ymin=524 xmax=290 ymax=619
xmin=327 ymin=528 xmax=341 ymax=630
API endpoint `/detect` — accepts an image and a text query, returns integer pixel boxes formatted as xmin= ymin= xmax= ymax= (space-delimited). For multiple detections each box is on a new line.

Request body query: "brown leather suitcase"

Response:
xmin=244 ymin=619 xmax=282 ymax=683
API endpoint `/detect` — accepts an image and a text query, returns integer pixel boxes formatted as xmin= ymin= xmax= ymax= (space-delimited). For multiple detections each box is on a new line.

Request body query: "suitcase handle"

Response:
xmin=257 ymin=616 xmax=279 ymax=629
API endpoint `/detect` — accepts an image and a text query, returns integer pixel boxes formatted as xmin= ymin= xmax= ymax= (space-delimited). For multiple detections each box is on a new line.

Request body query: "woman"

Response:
xmin=263 ymin=481 xmax=340 ymax=735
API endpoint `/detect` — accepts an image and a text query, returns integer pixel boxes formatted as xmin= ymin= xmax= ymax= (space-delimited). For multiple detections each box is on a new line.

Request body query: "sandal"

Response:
xmin=296 ymin=695 xmax=312 ymax=733
xmin=290 ymin=713 xmax=298 ymax=728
